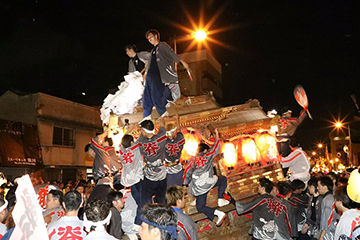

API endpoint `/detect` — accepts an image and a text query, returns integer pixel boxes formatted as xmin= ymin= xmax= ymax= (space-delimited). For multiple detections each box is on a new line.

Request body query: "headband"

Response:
xmin=140 ymin=216 xmax=177 ymax=240
xmin=142 ymin=128 xmax=155 ymax=134
xmin=83 ymin=210 xmax=112 ymax=232
xmin=0 ymin=199 xmax=8 ymax=212
xmin=166 ymin=127 xmax=177 ymax=136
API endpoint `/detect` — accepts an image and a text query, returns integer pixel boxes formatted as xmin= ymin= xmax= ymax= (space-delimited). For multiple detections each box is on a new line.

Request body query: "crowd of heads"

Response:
xmin=1 ymin=155 xmax=359 ymax=240
xmin=0 ymin=168 xmax=191 ymax=240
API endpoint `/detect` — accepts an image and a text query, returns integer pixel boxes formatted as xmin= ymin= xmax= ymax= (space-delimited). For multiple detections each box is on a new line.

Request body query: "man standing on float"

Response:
xmin=142 ymin=29 xmax=189 ymax=120
xmin=125 ymin=44 xmax=150 ymax=75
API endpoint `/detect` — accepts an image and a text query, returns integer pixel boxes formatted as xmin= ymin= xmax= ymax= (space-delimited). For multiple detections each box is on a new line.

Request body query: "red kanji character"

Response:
xmin=194 ymin=156 xmax=207 ymax=168
xmin=279 ymin=119 xmax=290 ymax=129
xmin=57 ymin=210 xmax=65 ymax=218
xmin=166 ymin=143 xmax=180 ymax=157
xmin=350 ymin=215 xmax=360 ymax=237
xmin=122 ymin=152 xmax=134 ymax=164
xmin=49 ymin=229 xmax=56 ymax=239
xmin=37 ymin=185 xmax=49 ymax=209
xmin=266 ymin=198 xmax=284 ymax=216
xmin=143 ymin=142 xmax=159 ymax=156
xmin=57 ymin=226 xmax=83 ymax=240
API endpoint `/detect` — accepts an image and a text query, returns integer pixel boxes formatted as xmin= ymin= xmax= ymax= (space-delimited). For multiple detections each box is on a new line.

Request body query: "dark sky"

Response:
xmin=0 ymin=0 xmax=355 ymax=150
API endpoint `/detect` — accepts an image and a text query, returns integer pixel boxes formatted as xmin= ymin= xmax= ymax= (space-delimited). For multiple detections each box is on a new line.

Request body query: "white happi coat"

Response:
xmin=43 ymin=206 xmax=65 ymax=226
xmin=281 ymin=147 xmax=310 ymax=183
xmin=47 ymin=216 xmax=86 ymax=240
xmin=120 ymin=189 xmax=138 ymax=235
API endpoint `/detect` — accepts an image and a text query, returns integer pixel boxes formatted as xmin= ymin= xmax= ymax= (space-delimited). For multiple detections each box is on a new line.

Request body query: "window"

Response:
xmin=53 ymin=127 xmax=74 ymax=146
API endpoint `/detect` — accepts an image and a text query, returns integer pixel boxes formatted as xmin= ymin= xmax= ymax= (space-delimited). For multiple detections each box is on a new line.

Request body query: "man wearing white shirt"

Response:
xmin=334 ymin=186 xmax=360 ymax=240
xmin=48 ymin=190 xmax=86 ymax=240
xmin=84 ymin=200 xmax=118 ymax=240
xmin=43 ymin=189 xmax=65 ymax=226
xmin=280 ymin=146 xmax=310 ymax=184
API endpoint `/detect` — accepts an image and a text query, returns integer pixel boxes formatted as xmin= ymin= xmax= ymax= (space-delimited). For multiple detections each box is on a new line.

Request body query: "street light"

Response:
xmin=335 ymin=121 xmax=343 ymax=129
xmin=334 ymin=121 xmax=352 ymax=165
xmin=193 ymin=30 xmax=207 ymax=41
xmin=317 ymin=142 xmax=329 ymax=161
xmin=173 ymin=28 xmax=208 ymax=54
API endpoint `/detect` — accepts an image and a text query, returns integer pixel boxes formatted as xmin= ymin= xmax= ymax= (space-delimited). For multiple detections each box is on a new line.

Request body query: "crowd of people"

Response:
xmin=233 ymin=170 xmax=360 ymax=240
xmin=1 ymin=153 xmax=359 ymax=240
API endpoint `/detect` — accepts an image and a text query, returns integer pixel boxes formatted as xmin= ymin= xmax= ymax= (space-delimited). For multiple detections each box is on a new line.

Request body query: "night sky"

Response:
xmin=0 ymin=0 xmax=355 ymax=150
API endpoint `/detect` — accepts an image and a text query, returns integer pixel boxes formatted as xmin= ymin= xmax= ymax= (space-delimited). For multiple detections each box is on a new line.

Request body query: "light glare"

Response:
xmin=222 ymin=142 xmax=237 ymax=167
xmin=335 ymin=122 xmax=343 ymax=128
xmin=194 ymin=30 xmax=207 ymax=41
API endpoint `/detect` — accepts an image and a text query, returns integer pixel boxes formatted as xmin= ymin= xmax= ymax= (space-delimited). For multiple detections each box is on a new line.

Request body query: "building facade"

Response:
xmin=0 ymin=91 xmax=102 ymax=181
xmin=178 ymin=49 xmax=223 ymax=102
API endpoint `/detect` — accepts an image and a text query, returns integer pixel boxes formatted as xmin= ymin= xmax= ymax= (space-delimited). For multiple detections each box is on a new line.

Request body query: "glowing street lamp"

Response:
xmin=312 ymin=151 xmax=317 ymax=156
xmin=333 ymin=120 xmax=353 ymax=165
xmin=193 ymin=30 xmax=207 ymax=41
xmin=317 ymin=143 xmax=323 ymax=148
xmin=174 ymin=29 xmax=208 ymax=54
xmin=335 ymin=121 xmax=343 ymax=129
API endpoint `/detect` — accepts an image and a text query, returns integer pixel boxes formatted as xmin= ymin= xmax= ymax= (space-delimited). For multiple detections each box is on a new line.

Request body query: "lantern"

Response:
xmin=347 ymin=168 xmax=360 ymax=203
xmin=254 ymin=133 xmax=278 ymax=161
xmin=241 ymin=137 xmax=259 ymax=164
xmin=222 ymin=142 xmax=237 ymax=167
xmin=180 ymin=130 xmax=202 ymax=161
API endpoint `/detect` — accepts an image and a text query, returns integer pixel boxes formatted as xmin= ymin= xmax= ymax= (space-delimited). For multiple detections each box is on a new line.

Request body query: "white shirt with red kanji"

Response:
xmin=43 ymin=206 xmax=65 ymax=226
xmin=119 ymin=143 xmax=144 ymax=187
xmin=334 ymin=209 xmax=360 ymax=240
xmin=35 ymin=184 xmax=60 ymax=210
xmin=47 ymin=215 xmax=86 ymax=240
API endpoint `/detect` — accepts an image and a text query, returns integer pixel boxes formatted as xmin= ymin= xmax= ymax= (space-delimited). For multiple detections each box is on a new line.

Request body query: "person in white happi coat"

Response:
xmin=43 ymin=189 xmax=65 ymax=226
xmin=84 ymin=200 xmax=119 ymax=240
xmin=120 ymin=188 xmax=138 ymax=239
xmin=280 ymin=146 xmax=310 ymax=184
xmin=183 ymin=129 xmax=230 ymax=227
xmin=164 ymin=123 xmax=185 ymax=187
xmin=119 ymin=134 xmax=144 ymax=227
xmin=48 ymin=191 xmax=86 ymax=240
xmin=334 ymin=186 xmax=360 ymax=240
